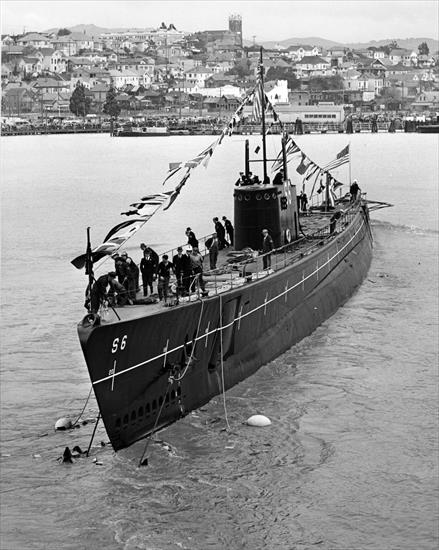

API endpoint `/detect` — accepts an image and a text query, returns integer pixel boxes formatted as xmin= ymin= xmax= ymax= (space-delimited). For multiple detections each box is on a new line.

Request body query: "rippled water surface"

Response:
xmin=1 ymin=133 xmax=438 ymax=550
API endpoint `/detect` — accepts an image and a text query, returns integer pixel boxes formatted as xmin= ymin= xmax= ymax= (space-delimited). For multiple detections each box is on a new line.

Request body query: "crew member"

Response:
xmin=185 ymin=227 xmax=198 ymax=249
xmin=213 ymin=217 xmax=228 ymax=249
xmin=222 ymin=216 xmax=234 ymax=246
xmin=261 ymin=228 xmax=274 ymax=270
xmin=206 ymin=232 xmax=219 ymax=269
xmin=140 ymin=248 xmax=157 ymax=296
xmin=189 ymin=247 xmax=207 ymax=295
xmin=273 ymin=170 xmax=284 ymax=186
xmin=88 ymin=272 xmax=126 ymax=313
xmin=156 ymin=254 xmax=174 ymax=304
xmin=172 ymin=246 xmax=190 ymax=296
xmin=123 ymin=257 xmax=139 ymax=302
xmin=350 ymin=180 xmax=360 ymax=202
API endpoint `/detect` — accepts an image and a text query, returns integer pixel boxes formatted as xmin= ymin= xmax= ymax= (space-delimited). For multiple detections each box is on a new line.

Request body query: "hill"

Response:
xmin=345 ymin=37 xmax=438 ymax=53
xmin=44 ymin=26 xmax=438 ymax=53
xmin=255 ymin=36 xmax=438 ymax=53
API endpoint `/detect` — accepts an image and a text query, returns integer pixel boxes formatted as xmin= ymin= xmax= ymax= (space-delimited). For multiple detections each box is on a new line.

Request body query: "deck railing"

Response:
xmin=150 ymin=198 xmax=363 ymax=302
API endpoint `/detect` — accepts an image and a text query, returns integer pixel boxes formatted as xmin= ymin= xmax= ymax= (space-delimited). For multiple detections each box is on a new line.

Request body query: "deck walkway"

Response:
xmin=97 ymin=206 xmax=350 ymax=325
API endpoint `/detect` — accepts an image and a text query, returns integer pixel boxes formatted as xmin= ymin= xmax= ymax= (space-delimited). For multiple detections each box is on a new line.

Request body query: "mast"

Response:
xmin=259 ymin=47 xmax=268 ymax=184
xmin=281 ymin=133 xmax=288 ymax=182
xmin=85 ymin=227 xmax=94 ymax=311
xmin=245 ymin=139 xmax=250 ymax=177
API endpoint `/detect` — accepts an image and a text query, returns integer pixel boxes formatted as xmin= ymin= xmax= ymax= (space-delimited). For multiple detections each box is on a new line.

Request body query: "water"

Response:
xmin=1 ymin=133 xmax=438 ymax=550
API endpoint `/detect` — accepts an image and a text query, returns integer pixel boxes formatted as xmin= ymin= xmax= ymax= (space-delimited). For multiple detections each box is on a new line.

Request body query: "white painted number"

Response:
xmin=111 ymin=335 xmax=128 ymax=353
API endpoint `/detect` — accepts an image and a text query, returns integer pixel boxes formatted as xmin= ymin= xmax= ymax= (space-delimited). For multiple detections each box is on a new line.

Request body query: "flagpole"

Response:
xmin=85 ymin=227 xmax=94 ymax=311
xmin=349 ymin=141 xmax=352 ymax=185
xmin=259 ymin=47 xmax=268 ymax=184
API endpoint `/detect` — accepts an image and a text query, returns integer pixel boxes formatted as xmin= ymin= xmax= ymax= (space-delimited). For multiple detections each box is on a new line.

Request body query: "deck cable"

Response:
xmin=170 ymin=298 xmax=205 ymax=382
xmin=219 ymin=294 xmax=231 ymax=432
xmin=138 ymin=298 xmax=206 ymax=467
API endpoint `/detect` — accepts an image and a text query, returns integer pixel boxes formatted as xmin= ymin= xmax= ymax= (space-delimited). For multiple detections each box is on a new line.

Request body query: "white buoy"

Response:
xmin=246 ymin=414 xmax=272 ymax=427
xmin=55 ymin=417 xmax=72 ymax=430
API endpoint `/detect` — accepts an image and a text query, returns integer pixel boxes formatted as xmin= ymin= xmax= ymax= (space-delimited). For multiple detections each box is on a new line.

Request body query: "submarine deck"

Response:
xmin=95 ymin=203 xmax=358 ymax=325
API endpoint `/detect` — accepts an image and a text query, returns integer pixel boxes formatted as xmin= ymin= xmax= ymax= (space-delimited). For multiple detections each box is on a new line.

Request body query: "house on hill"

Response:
xmin=410 ymin=91 xmax=439 ymax=111
xmin=295 ymin=55 xmax=331 ymax=77
xmin=286 ymin=45 xmax=321 ymax=61
xmin=389 ymin=48 xmax=417 ymax=66
xmin=17 ymin=32 xmax=51 ymax=49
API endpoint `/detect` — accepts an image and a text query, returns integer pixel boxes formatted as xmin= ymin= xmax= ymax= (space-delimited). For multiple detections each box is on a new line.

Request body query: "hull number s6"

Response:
xmin=112 ymin=335 xmax=127 ymax=354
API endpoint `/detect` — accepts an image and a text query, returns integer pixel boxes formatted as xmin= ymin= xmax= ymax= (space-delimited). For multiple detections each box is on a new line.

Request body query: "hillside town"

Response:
xmin=1 ymin=15 xmax=439 ymax=132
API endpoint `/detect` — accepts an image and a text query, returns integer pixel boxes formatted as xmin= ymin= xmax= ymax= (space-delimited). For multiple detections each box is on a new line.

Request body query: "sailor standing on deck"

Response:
xmin=156 ymin=254 xmax=174 ymax=304
xmin=261 ymin=229 xmax=274 ymax=270
xmin=182 ymin=247 xmax=194 ymax=294
xmin=205 ymin=232 xmax=219 ymax=270
xmin=222 ymin=216 xmax=234 ymax=246
xmin=140 ymin=248 xmax=157 ymax=296
xmin=189 ymin=247 xmax=207 ymax=295
xmin=112 ymin=253 xmax=127 ymax=284
xmin=185 ymin=227 xmax=199 ymax=249
xmin=122 ymin=257 xmax=139 ymax=303
xmin=172 ymin=246 xmax=190 ymax=296
xmin=213 ymin=217 xmax=228 ymax=249
xmin=350 ymin=180 xmax=360 ymax=202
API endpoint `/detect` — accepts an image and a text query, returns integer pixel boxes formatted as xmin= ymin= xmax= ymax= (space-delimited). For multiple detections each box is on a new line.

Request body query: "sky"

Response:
xmin=1 ymin=0 xmax=438 ymax=43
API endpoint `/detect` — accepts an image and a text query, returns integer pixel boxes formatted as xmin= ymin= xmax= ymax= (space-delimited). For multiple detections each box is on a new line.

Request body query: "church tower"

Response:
xmin=229 ymin=14 xmax=242 ymax=47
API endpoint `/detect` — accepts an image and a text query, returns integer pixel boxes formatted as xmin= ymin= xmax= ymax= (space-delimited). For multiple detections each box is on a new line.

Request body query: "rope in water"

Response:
xmin=70 ymin=385 xmax=93 ymax=427
xmin=137 ymin=296 xmax=206 ymax=466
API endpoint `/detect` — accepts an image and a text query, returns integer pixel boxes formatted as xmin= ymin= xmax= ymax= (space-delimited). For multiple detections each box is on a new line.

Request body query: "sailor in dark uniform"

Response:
xmin=350 ymin=180 xmax=360 ymax=202
xmin=172 ymin=246 xmax=190 ymax=295
xmin=140 ymin=249 xmax=157 ymax=296
xmin=273 ymin=169 xmax=284 ymax=186
xmin=185 ymin=227 xmax=199 ymax=249
xmin=261 ymin=229 xmax=274 ymax=269
xmin=222 ymin=216 xmax=234 ymax=246
xmin=213 ymin=217 xmax=228 ymax=249
xmin=88 ymin=272 xmax=127 ymax=313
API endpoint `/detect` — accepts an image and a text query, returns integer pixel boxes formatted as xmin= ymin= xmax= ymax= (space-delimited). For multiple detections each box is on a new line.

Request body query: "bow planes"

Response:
xmin=74 ymin=50 xmax=376 ymax=452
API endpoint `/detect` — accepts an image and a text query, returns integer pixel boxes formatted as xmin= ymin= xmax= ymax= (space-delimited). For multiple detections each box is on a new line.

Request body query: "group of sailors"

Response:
xmin=235 ymin=171 xmax=271 ymax=186
xmin=86 ymin=218 xmax=234 ymax=313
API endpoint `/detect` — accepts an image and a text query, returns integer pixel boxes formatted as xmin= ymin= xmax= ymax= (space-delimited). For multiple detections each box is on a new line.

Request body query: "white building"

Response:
xmin=184 ymin=66 xmax=214 ymax=88
xmin=265 ymin=80 xmax=289 ymax=104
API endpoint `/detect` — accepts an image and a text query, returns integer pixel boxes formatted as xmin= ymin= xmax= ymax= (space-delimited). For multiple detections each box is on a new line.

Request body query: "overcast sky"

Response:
xmin=1 ymin=0 xmax=437 ymax=43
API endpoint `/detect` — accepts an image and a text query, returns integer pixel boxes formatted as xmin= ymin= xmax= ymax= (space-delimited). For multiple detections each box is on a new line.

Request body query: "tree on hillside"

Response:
xmin=69 ymin=81 xmax=91 ymax=117
xmin=103 ymin=82 xmax=121 ymax=134
xmin=382 ymin=40 xmax=399 ymax=55
xmin=418 ymin=42 xmax=430 ymax=56
xmin=57 ymin=28 xmax=71 ymax=36
xmin=226 ymin=59 xmax=251 ymax=78
xmin=265 ymin=66 xmax=300 ymax=90
xmin=308 ymin=75 xmax=344 ymax=92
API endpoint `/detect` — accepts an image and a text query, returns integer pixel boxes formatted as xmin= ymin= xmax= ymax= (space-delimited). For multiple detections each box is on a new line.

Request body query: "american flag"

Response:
xmin=323 ymin=144 xmax=350 ymax=171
